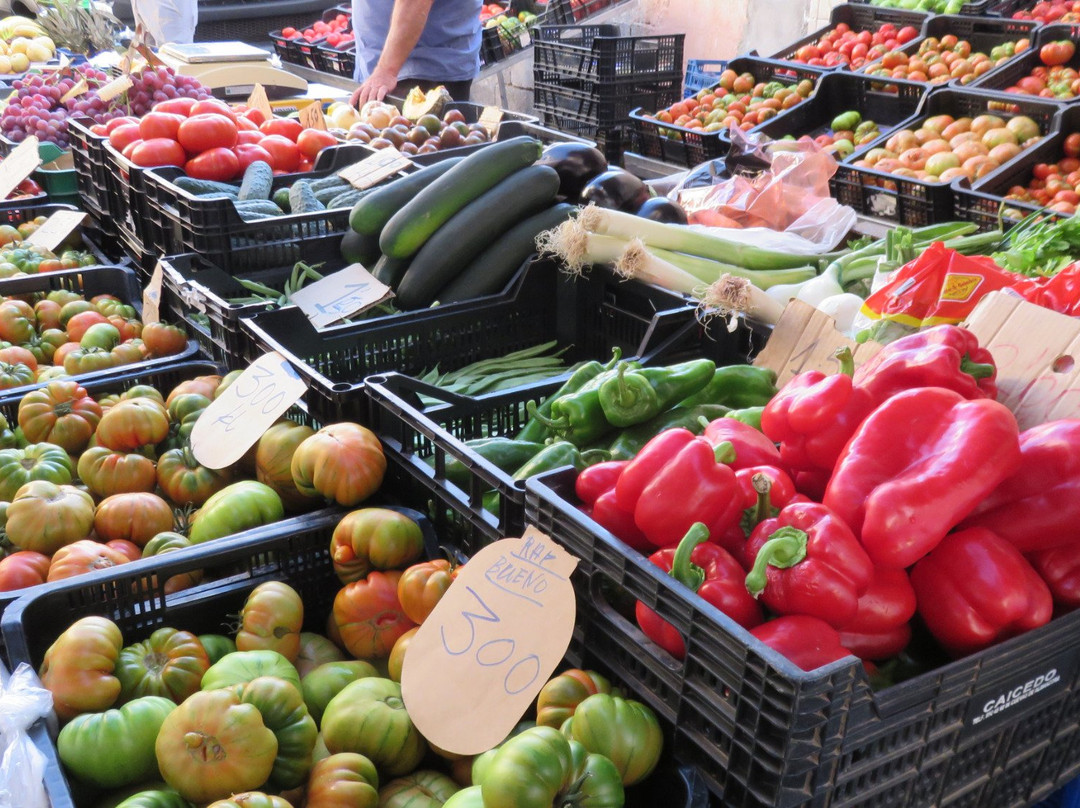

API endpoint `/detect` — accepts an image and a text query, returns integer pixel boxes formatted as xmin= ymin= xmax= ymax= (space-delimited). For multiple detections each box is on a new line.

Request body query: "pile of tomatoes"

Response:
xmin=1003 ymin=133 xmax=1080 ymax=215
xmin=97 ymin=97 xmax=339 ymax=181
xmin=280 ymin=13 xmax=351 ymax=46
xmin=864 ymin=35 xmax=1028 ymax=85
xmin=1010 ymin=0 xmax=1080 ymax=23
xmin=0 ymin=215 xmax=96 ymax=275
xmin=782 ymin=21 xmax=919 ymax=70
xmin=1003 ymin=40 xmax=1079 ymax=98
xmin=645 ymin=71 xmax=815 ymax=135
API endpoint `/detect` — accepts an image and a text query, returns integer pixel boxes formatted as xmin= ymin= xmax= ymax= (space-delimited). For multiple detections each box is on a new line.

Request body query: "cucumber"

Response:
xmin=234 ymin=199 xmax=284 ymax=217
xmin=237 ymin=210 xmax=282 ymax=222
xmin=314 ymin=181 xmax=354 ymax=206
xmin=372 ymin=253 xmax=411 ymax=287
xmin=174 ymin=176 xmax=239 ymax=197
xmin=348 ymin=156 xmax=465 ymax=236
xmin=394 ymin=164 xmax=560 ymax=310
xmin=289 ymin=180 xmax=324 ymax=214
xmin=437 ymin=203 xmax=576 ymax=304
xmin=273 ymin=186 xmax=292 ymax=212
xmin=237 ymin=161 xmax=274 ymax=201
xmin=326 ymin=188 xmax=367 ymax=209
xmin=341 ymin=229 xmax=382 ymax=268
xmin=381 ymin=138 xmax=543 ymax=260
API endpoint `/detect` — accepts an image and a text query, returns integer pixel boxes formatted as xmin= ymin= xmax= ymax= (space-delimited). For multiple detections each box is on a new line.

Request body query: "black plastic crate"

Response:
xmin=0 ymin=201 xmax=111 ymax=268
xmin=66 ymin=117 xmax=113 ymax=240
xmin=629 ymin=55 xmax=824 ymax=168
xmin=158 ymin=238 xmax=346 ymax=365
xmin=313 ymin=39 xmax=356 ymax=76
xmin=851 ymin=0 xmax=993 ymax=15
xmin=533 ymin=23 xmax=685 ymax=85
xmin=953 ymin=104 xmax=1080 ymax=230
xmin=859 ymin=15 xmax=1038 ymax=90
xmin=269 ymin=7 xmax=350 ymax=68
xmin=837 ymin=86 xmax=1062 ymax=225
xmin=101 ymin=138 xmax=158 ymax=257
xmin=971 ymin=23 xmax=1080 ymax=100
xmin=770 ymin=3 xmax=929 ymax=69
xmin=536 ymin=74 xmax=682 ymax=132
xmin=526 ymin=466 xmax=1080 ymax=808
xmin=364 ymin=309 xmax=760 ymax=541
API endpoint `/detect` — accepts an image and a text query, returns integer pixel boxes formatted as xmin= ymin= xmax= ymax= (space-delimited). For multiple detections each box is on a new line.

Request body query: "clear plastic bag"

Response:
xmin=0 ymin=664 xmax=52 ymax=808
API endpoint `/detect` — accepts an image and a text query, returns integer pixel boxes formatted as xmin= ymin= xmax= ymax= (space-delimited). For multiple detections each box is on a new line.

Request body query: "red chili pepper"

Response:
xmin=852 ymin=324 xmax=998 ymax=402
xmin=575 ymin=460 xmax=629 ymax=507
xmin=614 ymin=428 xmax=697 ymax=514
xmin=837 ymin=567 xmax=916 ymax=661
xmin=636 ymin=522 xmax=763 ymax=660
xmin=760 ymin=348 xmax=875 ymax=480
xmin=590 ymin=488 xmax=652 ymax=552
xmin=702 ymin=417 xmax=784 ymax=471
xmin=750 ymin=615 xmax=853 ymax=672
xmin=744 ymin=502 xmax=874 ymax=629
xmin=911 ymin=527 xmax=1052 ymax=658
xmin=959 ymin=420 xmax=1080 ymax=553
xmin=1029 ymin=544 xmax=1080 ymax=611
xmin=714 ymin=466 xmax=798 ymax=564
xmin=823 ymin=387 xmax=1021 ymax=569
xmin=633 ymin=436 xmax=741 ymax=548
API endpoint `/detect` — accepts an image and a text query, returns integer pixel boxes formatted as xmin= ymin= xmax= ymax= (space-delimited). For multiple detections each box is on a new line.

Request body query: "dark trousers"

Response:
xmin=400 ymin=78 xmax=474 ymax=102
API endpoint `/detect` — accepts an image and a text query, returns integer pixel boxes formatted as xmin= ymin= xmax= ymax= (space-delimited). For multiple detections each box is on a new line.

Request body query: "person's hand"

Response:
xmin=351 ymin=65 xmax=399 ymax=108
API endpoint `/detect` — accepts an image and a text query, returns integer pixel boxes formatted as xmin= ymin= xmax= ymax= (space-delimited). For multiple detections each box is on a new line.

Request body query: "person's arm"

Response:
xmin=351 ymin=0 xmax=437 ymax=108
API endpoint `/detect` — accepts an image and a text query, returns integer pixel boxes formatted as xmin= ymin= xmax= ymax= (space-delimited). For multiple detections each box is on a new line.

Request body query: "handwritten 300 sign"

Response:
xmin=401 ymin=529 xmax=578 ymax=755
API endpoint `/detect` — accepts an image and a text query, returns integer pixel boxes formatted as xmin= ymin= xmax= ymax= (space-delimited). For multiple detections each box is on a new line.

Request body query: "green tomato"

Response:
xmin=80 ymin=322 xmax=122 ymax=351
xmin=379 ymin=770 xmax=460 ymax=808
xmin=443 ymin=786 xmax=484 ymax=808
xmin=232 ymin=676 xmax=317 ymax=791
xmin=301 ymin=659 xmax=379 ymax=725
xmin=197 ymin=633 xmax=236 ymax=665
xmin=112 ymin=790 xmax=191 ymax=808
xmin=0 ymin=441 xmax=73 ymax=500
xmin=188 ymin=480 xmax=285 ymax=544
xmin=321 ymin=677 xmax=427 ymax=777
xmin=201 ymin=649 xmax=301 ymax=692
xmin=58 ymin=696 xmax=175 ymax=788
xmin=567 ymin=694 xmax=663 ymax=786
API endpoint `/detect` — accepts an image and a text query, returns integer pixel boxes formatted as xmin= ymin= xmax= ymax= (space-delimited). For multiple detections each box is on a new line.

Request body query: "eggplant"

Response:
xmin=580 ymin=169 xmax=649 ymax=213
xmin=537 ymin=142 xmax=608 ymax=200
xmin=636 ymin=196 xmax=688 ymax=224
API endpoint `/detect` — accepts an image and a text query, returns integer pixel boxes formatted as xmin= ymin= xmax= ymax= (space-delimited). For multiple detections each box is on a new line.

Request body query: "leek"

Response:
xmin=647 ymin=246 xmax=817 ymax=289
xmin=701 ymin=274 xmax=786 ymax=326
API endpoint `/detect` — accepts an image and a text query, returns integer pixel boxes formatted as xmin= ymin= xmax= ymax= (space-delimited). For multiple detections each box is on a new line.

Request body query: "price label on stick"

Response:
xmin=299 ymin=101 xmax=328 ymax=131
xmin=25 ymin=210 xmax=86 ymax=252
xmin=401 ymin=528 xmax=578 ymax=755
xmin=0 ymin=137 xmax=42 ymax=201
xmin=247 ymin=83 xmax=274 ymax=123
xmin=142 ymin=261 xmax=164 ymax=325
xmin=135 ymin=43 xmax=166 ymax=68
xmin=289 ymin=264 xmax=393 ymax=329
xmin=97 ymin=75 xmax=133 ymax=103
xmin=60 ymin=78 xmax=88 ymax=103
xmin=190 ymin=352 xmax=307 ymax=469
xmin=337 ymin=147 xmax=410 ymax=190
xmin=479 ymin=106 xmax=503 ymax=137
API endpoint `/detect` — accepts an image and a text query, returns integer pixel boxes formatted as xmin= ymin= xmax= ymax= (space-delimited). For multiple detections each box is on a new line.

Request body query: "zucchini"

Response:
xmin=381 ymin=137 xmax=543 ymax=260
xmin=349 ymin=156 xmax=465 ymax=236
xmin=326 ymin=188 xmax=367 ymax=209
xmin=289 ymin=180 xmax=324 ymax=215
xmin=273 ymin=186 xmax=292 ymax=212
xmin=437 ymin=203 xmax=576 ymax=304
xmin=174 ymin=176 xmax=239 ymax=197
xmin=237 ymin=161 xmax=274 ymax=201
xmin=341 ymin=229 xmax=382 ymax=267
xmin=394 ymin=164 xmax=560 ymax=310
xmin=314 ymin=181 xmax=354 ymax=206
xmin=234 ymin=199 xmax=284 ymax=217
xmin=372 ymin=253 xmax=411 ymax=287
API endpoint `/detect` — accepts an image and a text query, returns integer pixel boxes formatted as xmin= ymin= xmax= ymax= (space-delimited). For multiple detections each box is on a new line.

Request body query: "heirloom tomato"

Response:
xmin=236 ymin=581 xmax=304 ymax=662
xmin=17 ymin=381 xmax=101 ymax=453
xmin=156 ymin=446 xmax=231 ymax=506
xmin=330 ymin=508 xmax=425 ymax=584
xmin=291 ymin=423 xmax=386 ymax=506
xmin=300 ymin=659 xmax=378 ymax=725
xmin=80 ymin=322 xmax=121 ymax=351
xmin=6 ymin=480 xmax=93 ymax=553
xmin=78 ymin=447 xmax=158 ymax=497
xmin=63 ymin=345 xmax=120 ymax=375
xmin=0 ymin=360 xmax=34 ymax=389
xmin=397 ymin=559 xmax=453 ymax=624
xmin=115 ymin=627 xmax=211 ymax=703
xmin=233 ymin=675 xmax=317 ymax=789
xmin=321 ymin=677 xmax=427 ymax=777
xmin=40 ymin=615 xmax=123 ymax=719
xmin=536 ymin=669 xmax=615 ymax=729
xmin=387 ymin=627 xmax=418 ymax=683
xmin=201 ymin=648 xmax=301 ymax=691
xmin=94 ymin=492 xmax=175 ymax=546
xmin=0 ymin=442 xmax=73 ymax=500
xmin=380 ymin=770 xmax=460 ymax=808
xmin=198 ymin=633 xmax=237 ymax=664
xmin=96 ymin=397 xmax=171 ymax=451
xmin=207 ymin=794 xmax=292 ymax=808
xmin=188 ymin=480 xmax=284 ymax=543
xmin=333 ymin=570 xmax=416 ymax=659
xmin=566 ymin=693 xmax=663 ymax=785
xmin=255 ymin=419 xmax=317 ymax=510
xmin=0 ymin=549 xmax=49 ymax=590
xmin=142 ymin=321 xmax=189 ymax=357
xmin=47 ymin=539 xmax=134 ymax=582
xmin=306 ymin=752 xmax=379 ymax=808
xmin=295 ymin=631 xmax=345 ymax=677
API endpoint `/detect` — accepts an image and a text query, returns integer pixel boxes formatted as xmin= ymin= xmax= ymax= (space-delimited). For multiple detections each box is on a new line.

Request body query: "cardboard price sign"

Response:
xmin=24 ymin=210 xmax=86 ymax=252
xmin=298 ymin=101 xmax=328 ymax=131
xmin=60 ymin=78 xmax=89 ymax=103
xmin=97 ymin=75 xmax=133 ymax=103
xmin=190 ymin=352 xmax=307 ymax=469
xmin=478 ymin=106 xmax=503 ymax=137
xmin=289 ymin=264 xmax=393 ymax=329
xmin=142 ymin=261 xmax=164 ymax=325
xmin=401 ymin=528 xmax=578 ymax=755
xmin=0 ymin=137 xmax=42 ymax=201
xmin=338 ymin=147 xmax=410 ymax=190
xmin=246 ymin=83 xmax=274 ymax=123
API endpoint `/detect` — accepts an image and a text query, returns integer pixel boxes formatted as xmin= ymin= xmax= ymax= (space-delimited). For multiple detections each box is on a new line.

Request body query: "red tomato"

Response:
xmin=1041 ymin=40 xmax=1076 ymax=67
xmin=259 ymin=117 xmax=304 ymax=142
xmin=177 ymin=114 xmax=239 ymax=153
xmin=138 ymin=112 xmax=186 ymax=142
xmin=233 ymin=143 xmax=275 ymax=173
xmin=129 ymin=138 xmax=188 ymax=168
xmin=296 ymin=157 xmax=313 ymax=172
xmin=90 ymin=124 xmax=107 ymax=136
xmin=296 ymin=128 xmax=337 ymax=159
xmin=236 ymin=130 xmax=264 ymax=145
xmin=236 ymin=115 xmax=259 ymax=132
xmin=241 ymin=108 xmax=267 ymax=127
xmin=122 ymin=140 xmax=141 ymax=160
xmin=189 ymin=99 xmax=237 ymax=122
xmin=185 ymin=148 xmax=240 ymax=181
xmin=153 ymin=97 xmax=199 ymax=117
xmin=105 ymin=116 xmax=139 ymax=134
xmin=1066 ymin=132 xmax=1080 ymax=159
xmin=260 ymin=134 xmax=302 ymax=171
xmin=108 ymin=123 xmax=143 ymax=152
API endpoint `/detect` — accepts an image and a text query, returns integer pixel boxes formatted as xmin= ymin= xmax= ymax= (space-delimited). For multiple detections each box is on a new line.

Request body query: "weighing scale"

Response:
xmin=155 ymin=41 xmax=308 ymax=100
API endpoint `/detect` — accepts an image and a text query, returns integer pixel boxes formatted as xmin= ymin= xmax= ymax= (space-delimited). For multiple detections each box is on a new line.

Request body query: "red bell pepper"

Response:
xmin=750 ymin=615 xmax=853 ymax=672
xmin=959 ymin=420 xmax=1080 ymax=553
xmin=625 ymin=433 xmax=741 ymax=548
xmin=837 ymin=567 xmax=916 ymax=661
xmin=702 ymin=416 xmax=784 ymax=471
xmin=744 ymin=502 xmax=874 ymax=629
xmin=760 ymin=348 xmax=875 ymax=482
xmin=910 ymin=527 xmax=1052 ymax=658
xmin=614 ymin=428 xmax=697 ymax=513
xmin=1028 ymin=544 xmax=1080 ymax=611
xmin=852 ymin=324 xmax=998 ymax=402
xmin=591 ymin=488 xmax=651 ymax=552
xmin=823 ymin=387 xmax=1021 ymax=569
xmin=575 ymin=460 xmax=629 ymax=507
xmin=714 ymin=466 xmax=800 ymax=562
xmin=636 ymin=522 xmax=763 ymax=660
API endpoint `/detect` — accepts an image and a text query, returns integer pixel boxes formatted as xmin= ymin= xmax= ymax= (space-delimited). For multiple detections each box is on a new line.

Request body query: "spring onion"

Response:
xmin=701 ymin=274 xmax=786 ymax=326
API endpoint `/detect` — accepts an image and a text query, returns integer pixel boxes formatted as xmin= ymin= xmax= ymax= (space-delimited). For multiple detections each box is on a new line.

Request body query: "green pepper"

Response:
xmin=511 ymin=441 xmax=609 ymax=482
xmin=598 ymin=358 xmax=716 ymax=428
xmin=606 ymin=404 xmax=730 ymax=461
xmin=441 ymin=438 xmax=547 ymax=488
xmin=525 ymin=361 xmax=641 ymax=447
xmin=516 ymin=352 xmax=620 ymax=443
xmin=677 ymin=365 xmax=778 ymax=409
xmin=724 ymin=405 xmax=765 ymax=431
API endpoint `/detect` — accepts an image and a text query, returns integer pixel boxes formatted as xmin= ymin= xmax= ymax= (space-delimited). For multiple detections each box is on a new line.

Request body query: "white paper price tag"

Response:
xmin=97 ymin=75 xmax=133 ymax=103
xmin=0 ymin=137 xmax=42 ymax=201
xmin=337 ymin=147 xmax=410 ymax=190
xmin=289 ymin=264 xmax=393 ymax=329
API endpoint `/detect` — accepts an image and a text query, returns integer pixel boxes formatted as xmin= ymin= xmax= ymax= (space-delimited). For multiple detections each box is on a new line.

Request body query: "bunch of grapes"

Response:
xmin=0 ymin=65 xmax=211 ymax=150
